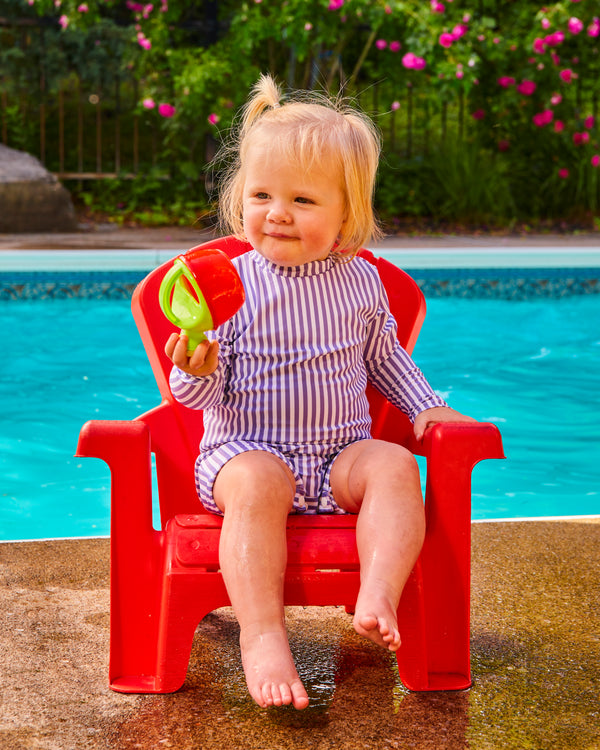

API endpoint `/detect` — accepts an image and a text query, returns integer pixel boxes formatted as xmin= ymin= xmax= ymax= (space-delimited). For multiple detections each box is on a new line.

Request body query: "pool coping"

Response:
xmin=1 ymin=245 xmax=600 ymax=271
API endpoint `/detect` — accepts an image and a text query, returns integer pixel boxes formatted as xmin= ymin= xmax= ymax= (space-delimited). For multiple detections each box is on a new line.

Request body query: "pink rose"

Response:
xmin=158 ymin=103 xmax=176 ymax=118
xmin=498 ymin=76 xmax=516 ymax=88
xmin=588 ymin=19 xmax=600 ymax=37
xmin=533 ymin=38 xmax=546 ymax=54
xmin=558 ymin=168 xmax=569 ymax=179
xmin=208 ymin=113 xmax=220 ymax=126
xmin=559 ymin=69 xmax=574 ymax=83
xmin=439 ymin=32 xmax=454 ymax=48
xmin=591 ymin=155 xmax=600 ymax=167
xmin=471 ymin=109 xmax=485 ymax=120
xmin=517 ymin=80 xmax=536 ymax=95
xmin=389 ymin=41 xmax=401 ymax=52
xmin=142 ymin=97 xmax=155 ymax=109
xmin=573 ymin=131 xmax=589 ymax=145
xmin=554 ymin=120 xmax=564 ymax=132
xmin=568 ymin=17 xmax=583 ymax=34
xmin=376 ymin=39 xmax=387 ymax=50
xmin=584 ymin=115 xmax=595 ymax=129
xmin=533 ymin=110 xmax=553 ymax=127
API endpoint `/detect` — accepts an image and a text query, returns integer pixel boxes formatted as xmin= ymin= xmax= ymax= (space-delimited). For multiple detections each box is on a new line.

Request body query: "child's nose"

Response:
xmin=267 ymin=202 xmax=291 ymax=223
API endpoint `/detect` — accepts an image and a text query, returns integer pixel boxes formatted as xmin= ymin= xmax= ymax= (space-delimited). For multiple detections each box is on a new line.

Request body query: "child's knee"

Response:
xmin=214 ymin=451 xmax=296 ymax=511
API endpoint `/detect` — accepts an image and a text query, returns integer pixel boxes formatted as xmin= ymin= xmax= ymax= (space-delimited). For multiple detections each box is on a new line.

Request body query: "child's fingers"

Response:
xmin=164 ymin=332 xmax=180 ymax=360
xmin=188 ymin=339 xmax=211 ymax=369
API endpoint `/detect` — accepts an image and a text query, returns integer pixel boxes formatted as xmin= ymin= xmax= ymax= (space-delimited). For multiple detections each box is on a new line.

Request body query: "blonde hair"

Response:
xmin=218 ymin=74 xmax=382 ymax=259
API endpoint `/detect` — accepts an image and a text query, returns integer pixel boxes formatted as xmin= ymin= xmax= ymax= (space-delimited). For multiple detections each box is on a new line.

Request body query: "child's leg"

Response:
xmin=329 ymin=439 xmax=425 ymax=651
xmin=213 ymin=450 xmax=310 ymax=710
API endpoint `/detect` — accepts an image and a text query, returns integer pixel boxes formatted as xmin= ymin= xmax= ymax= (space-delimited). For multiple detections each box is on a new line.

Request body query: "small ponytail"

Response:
xmin=239 ymin=74 xmax=282 ymax=142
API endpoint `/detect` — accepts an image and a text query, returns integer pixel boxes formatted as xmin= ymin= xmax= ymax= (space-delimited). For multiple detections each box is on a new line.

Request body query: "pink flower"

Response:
xmin=391 ymin=101 xmax=401 ymax=111
xmin=573 ymin=131 xmax=590 ymax=145
xmin=78 ymin=3 xmax=88 ymax=11
xmin=551 ymin=52 xmax=561 ymax=66
xmin=559 ymin=68 xmax=574 ymax=83
xmin=533 ymin=109 xmax=553 ymax=127
xmin=452 ymin=24 xmax=468 ymax=39
xmin=58 ymin=14 xmax=68 ymax=28
xmin=550 ymin=92 xmax=562 ymax=105
xmin=158 ymin=103 xmax=176 ymax=118
xmin=554 ymin=120 xmax=564 ymax=132
xmin=412 ymin=56 xmax=427 ymax=70
xmin=402 ymin=52 xmax=416 ymax=68
xmin=328 ymin=0 xmax=344 ymax=9
xmin=498 ymin=139 xmax=510 ymax=152
xmin=208 ymin=113 xmax=220 ymax=126
xmin=588 ymin=18 xmax=600 ymax=37
xmin=568 ymin=17 xmax=583 ymax=34
xmin=558 ymin=168 xmax=569 ymax=179
xmin=389 ymin=41 xmax=401 ymax=52
xmin=498 ymin=76 xmax=515 ymax=88
xmin=591 ymin=155 xmax=600 ymax=167
xmin=533 ymin=38 xmax=546 ymax=54
xmin=431 ymin=0 xmax=445 ymax=12
xmin=456 ymin=70 xmax=464 ymax=79
xmin=541 ymin=18 xmax=551 ymax=29
xmin=544 ymin=31 xmax=565 ymax=46
xmin=376 ymin=39 xmax=387 ymax=50
xmin=142 ymin=97 xmax=155 ymax=109
xmin=471 ymin=109 xmax=485 ymax=120
xmin=439 ymin=32 xmax=454 ymax=48
xmin=138 ymin=36 xmax=151 ymax=50
xmin=584 ymin=115 xmax=595 ymax=129
xmin=517 ymin=80 xmax=536 ymax=95
xmin=304 ymin=22 xmax=312 ymax=31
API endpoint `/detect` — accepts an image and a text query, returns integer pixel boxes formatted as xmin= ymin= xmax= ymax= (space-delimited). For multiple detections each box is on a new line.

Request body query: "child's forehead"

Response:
xmin=242 ymin=133 xmax=342 ymax=183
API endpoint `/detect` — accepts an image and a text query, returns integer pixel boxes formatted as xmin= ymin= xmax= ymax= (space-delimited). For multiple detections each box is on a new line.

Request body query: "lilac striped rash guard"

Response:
xmin=169 ymin=250 xmax=447 ymax=451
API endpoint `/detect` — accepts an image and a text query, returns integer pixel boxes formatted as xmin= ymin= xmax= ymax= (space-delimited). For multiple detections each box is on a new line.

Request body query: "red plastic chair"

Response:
xmin=77 ymin=236 xmax=504 ymax=694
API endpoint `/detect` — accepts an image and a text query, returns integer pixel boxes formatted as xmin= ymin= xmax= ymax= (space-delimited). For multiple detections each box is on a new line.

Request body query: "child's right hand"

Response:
xmin=165 ymin=332 xmax=220 ymax=377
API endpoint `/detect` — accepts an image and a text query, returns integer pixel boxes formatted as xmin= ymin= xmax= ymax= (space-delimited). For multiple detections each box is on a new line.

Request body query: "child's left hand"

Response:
xmin=413 ymin=406 xmax=477 ymax=442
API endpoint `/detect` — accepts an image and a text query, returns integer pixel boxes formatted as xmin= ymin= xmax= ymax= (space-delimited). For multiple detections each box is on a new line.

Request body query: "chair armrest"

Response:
xmin=77 ymin=420 xmax=155 ymax=540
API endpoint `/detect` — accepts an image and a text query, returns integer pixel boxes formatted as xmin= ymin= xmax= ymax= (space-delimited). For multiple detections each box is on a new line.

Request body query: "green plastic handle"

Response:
xmin=158 ymin=259 xmax=214 ymax=353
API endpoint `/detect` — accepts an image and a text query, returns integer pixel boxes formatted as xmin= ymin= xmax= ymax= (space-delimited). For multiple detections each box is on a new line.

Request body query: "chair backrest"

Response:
xmin=131 ymin=236 xmax=426 ymax=520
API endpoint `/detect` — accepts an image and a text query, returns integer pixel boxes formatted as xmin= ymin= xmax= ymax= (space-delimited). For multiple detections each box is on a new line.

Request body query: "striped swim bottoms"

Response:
xmin=195 ymin=440 xmax=356 ymax=515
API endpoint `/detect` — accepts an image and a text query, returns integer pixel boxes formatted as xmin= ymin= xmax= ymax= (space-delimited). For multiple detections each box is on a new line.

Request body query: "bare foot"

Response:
xmin=353 ymin=586 xmax=401 ymax=652
xmin=240 ymin=628 xmax=309 ymax=709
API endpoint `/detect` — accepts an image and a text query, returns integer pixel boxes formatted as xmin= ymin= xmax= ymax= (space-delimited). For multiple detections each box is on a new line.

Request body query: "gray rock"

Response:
xmin=0 ymin=144 xmax=77 ymax=232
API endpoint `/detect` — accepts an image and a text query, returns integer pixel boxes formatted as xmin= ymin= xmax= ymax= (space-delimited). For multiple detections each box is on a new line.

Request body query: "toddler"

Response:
xmin=165 ymin=75 xmax=474 ymax=710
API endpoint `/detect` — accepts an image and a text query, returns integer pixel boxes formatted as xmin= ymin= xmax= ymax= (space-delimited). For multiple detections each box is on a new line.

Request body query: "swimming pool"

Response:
xmin=1 ymin=285 xmax=598 ymax=541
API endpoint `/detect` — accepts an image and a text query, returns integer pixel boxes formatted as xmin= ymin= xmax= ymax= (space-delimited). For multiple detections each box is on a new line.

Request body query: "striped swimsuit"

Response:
xmin=169 ymin=250 xmax=446 ymax=514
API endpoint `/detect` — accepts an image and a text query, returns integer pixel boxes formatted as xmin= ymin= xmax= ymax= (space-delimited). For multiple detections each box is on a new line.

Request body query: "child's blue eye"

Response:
xmin=256 ymin=192 xmax=269 ymax=200
xmin=295 ymin=197 xmax=313 ymax=204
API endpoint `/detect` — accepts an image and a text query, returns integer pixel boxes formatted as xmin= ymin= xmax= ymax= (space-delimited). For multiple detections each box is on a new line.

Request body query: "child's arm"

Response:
xmin=413 ymin=405 xmax=477 ymax=442
xmin=165 ymin=332 xmax=220 ymax=377
xmin=165 ymin=332 xmax=227 ymax=410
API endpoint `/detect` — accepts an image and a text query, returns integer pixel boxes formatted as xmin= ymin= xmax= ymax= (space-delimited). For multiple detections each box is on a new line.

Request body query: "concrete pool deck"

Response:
xmin=1 ymin=224 xmax=600 ymax=252
xmin=1 ymin=521 xmax=599 ymax=750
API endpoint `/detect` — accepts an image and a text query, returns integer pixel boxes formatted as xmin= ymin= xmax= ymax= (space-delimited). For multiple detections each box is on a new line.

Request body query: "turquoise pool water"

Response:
xmin=1 ymin=295 xmax=598 ymax=541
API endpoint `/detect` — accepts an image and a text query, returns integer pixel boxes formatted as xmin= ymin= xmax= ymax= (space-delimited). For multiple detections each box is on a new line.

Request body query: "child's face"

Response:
xmin=242 ymin=149 xmax=347 ymax=267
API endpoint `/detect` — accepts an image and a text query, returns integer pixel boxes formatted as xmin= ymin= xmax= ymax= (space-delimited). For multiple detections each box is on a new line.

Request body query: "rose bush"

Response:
xmin=6 ymin=0 xmax=600 ymax=224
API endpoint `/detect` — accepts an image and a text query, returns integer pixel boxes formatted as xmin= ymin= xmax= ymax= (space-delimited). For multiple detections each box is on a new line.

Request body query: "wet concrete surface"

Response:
xmin=1 ymin=520 xmax=599 ymax=750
